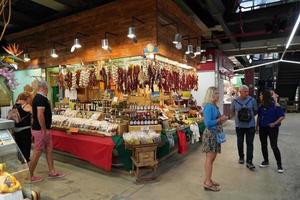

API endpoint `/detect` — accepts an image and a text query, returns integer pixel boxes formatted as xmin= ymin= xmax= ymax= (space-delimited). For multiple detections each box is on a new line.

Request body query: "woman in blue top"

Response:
xmin=257 ymin=90 xmax=285 ymax=173
xmin=202 ymin=87 xmax=227 ymax=192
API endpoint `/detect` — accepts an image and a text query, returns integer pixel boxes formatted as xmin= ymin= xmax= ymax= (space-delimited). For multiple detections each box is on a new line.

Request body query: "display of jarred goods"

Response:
xmin=123 ymin=131 xmax=161 ymax=145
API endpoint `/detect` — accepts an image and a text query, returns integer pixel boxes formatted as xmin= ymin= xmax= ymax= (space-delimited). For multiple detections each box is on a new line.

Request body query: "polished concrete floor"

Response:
xmin=32 ymin=114 xmax=300 ymax=200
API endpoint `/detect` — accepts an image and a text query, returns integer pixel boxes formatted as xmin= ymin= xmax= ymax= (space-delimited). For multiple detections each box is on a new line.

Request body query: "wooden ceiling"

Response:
xmin=2 ymin=0 xmax=115 ymax=34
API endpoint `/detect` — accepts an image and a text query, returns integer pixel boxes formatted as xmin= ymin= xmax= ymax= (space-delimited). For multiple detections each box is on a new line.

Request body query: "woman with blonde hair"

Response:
xmin=202 ymin=86 xmax=227 ymax=192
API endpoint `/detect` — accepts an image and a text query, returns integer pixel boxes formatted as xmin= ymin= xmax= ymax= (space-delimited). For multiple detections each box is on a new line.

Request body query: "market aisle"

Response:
xmin=33 ymin=114 xmax=300 ymax=200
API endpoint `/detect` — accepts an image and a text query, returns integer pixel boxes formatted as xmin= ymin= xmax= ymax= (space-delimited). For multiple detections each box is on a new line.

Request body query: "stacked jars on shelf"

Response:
xmin=128 ymin=104 xmax=159 ymax=126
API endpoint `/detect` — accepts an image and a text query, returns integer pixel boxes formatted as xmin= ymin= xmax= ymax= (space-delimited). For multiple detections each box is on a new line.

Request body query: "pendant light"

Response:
xmin=50 ymin=48 xmax=58 ymax=58
xmin=23 ymin=53 xmax=30 ymax=62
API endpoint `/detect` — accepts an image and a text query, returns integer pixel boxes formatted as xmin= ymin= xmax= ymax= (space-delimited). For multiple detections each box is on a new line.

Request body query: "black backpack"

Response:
xmin=234 ymin=98 xmax=253 ymax=122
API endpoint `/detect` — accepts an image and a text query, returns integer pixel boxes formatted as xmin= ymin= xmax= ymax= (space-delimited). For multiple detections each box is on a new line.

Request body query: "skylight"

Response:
xmin=237 ymin=0 xmax=285 ymax=12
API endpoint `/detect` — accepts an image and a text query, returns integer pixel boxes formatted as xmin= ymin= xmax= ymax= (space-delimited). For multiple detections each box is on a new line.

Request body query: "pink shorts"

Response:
xmin=32 ymin=130 xmax=53 ymax=151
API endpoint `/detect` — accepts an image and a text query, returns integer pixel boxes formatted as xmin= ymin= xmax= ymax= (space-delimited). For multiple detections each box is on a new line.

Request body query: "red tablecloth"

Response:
xmin=51 ymin=130 xmax=115 ymax=171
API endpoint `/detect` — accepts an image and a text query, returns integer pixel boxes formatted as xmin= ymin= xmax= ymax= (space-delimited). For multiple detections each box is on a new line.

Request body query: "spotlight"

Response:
xmin=127 ymin=27 xmax=136 ymax=39
xmin=246 ymin=55 xmax=250 ymax=59
xmin=71 ymin=38 xmax=82 ymax=53
xmin=185 ymin=44 xmax=193 ymax=55
xmin=50 ymin=48 xmax=58 ymax=58
xmin=101 ymin=39 xmax=109 ymax=50
xmin=173 ymin=33 xmax=182 ymax=44
xmin=249 ymin=58 xmax=253 ymax=64
xmin=23 ymin=53 xmax=30 ymax=62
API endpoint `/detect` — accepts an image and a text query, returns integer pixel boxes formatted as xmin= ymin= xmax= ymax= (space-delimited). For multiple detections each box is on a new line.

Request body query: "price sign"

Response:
xmin=141 ymin=126 xmax=150 ymax=131
xmin=69 ymin=127 xmax=79 ymax=133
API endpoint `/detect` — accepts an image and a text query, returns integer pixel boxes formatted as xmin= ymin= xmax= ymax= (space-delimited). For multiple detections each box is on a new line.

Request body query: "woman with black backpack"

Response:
xmin=13 ymin=92 xmax=32 ymax=164
xmin=257 ymin=90 xmax=285 ymax=173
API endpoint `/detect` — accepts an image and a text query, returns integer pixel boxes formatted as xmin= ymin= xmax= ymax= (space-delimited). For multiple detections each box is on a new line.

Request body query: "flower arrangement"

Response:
xmin=0 ymin=43 xmax=23 ymax=90
xmin=0 ymin=67 xmax=17 ymax=90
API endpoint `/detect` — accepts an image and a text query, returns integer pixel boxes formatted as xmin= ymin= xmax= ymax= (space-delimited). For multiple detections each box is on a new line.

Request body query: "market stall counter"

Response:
xmin=51 ymin=129 xmax=115 ymax=171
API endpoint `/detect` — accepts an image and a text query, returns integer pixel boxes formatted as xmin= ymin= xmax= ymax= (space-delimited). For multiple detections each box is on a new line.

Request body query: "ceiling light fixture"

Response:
xmin=249 ymin=58 xmax=252 ymax=64
xmin=194 ymin=46 xmax=202 ymax=56
xmin=50 ymin=41 xmax=66 ymax=58
xmin=127 ymin=16 xmax=145 ymax=43
xmin=285 ymin=13 xmax=300 ymax=49
xmin=23 ymin=53 xmax=30 ymax=62
xmin=207 ymin=53 xmax=213 ymax=62
xmin=102 ymin=32 xmax=118 ymax=51
xmin=50 ymin=48 xmax=58 ymax=58
xmin=70 ymin=32 xmax=89 ymax=53
xmin=185 ymin=44 xmax=193 ymax=55
xmin=71 ymin=38 xmax=81 ymax=53
xmin=200 ymin=55 xmax=207 ymax=64
xmin=127 ymin=27 xmax=136 ymax=39
xmin=173 ymin=33 xmax=182 ymax=44
xmin=101 ymin=39 xmax=109 ymax=50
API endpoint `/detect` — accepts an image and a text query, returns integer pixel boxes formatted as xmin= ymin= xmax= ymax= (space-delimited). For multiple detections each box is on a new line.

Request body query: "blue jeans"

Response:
xmin=236 ymin=127 xmax=255 ymax=163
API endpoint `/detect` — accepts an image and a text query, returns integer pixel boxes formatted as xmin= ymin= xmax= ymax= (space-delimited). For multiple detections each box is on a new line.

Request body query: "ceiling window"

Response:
xmin=237 ymin=0 xmax=285 ymax=12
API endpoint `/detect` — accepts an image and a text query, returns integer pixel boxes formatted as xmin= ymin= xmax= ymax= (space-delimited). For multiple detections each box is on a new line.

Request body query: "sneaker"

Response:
xmin=246 ymin=162 xmax=256 ymax=170
xmin=239 ymin=158 xmax=245 ymax=164
xmin=31 ymin=176 xmax=44 ymax=183
xmin=277 ymin=166 xmax=284 ymax=173
xmin=259 ymin=161 xmax=269 ymax=168
xmin=48 ymin=172 xmax=65 ymax=179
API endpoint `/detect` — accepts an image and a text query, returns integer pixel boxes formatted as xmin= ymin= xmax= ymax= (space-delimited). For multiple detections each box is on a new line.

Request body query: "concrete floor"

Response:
xmin=32 ymin=113 xmax=300 ymax=200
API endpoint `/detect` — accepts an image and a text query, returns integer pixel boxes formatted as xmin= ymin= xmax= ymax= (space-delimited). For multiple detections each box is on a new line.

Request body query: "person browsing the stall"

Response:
xmin=30 ymin=80 xmax=65 ymax=183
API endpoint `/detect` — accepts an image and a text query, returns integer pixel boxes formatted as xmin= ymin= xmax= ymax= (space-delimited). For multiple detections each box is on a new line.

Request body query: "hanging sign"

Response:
xmin=144 ymin=43 xmax=158 ymax=54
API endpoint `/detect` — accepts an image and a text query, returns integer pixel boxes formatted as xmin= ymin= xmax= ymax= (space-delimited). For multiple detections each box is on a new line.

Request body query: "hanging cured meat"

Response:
xmin=65 ymin=71 xmax=72 ymax=89
xmin=89 ymin=69 xmax=97 ymax=87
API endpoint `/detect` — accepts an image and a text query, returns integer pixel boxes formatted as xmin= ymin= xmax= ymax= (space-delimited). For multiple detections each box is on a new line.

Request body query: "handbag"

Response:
xmin=216 ymin=131 xmax=226 ymax=144
xmin=212 ymin=125 xmax=226 ymax=144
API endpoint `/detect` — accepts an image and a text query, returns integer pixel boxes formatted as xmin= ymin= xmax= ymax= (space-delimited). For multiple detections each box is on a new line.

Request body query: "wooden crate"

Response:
xmin=130 ymin=143 xmax=158 ymax=182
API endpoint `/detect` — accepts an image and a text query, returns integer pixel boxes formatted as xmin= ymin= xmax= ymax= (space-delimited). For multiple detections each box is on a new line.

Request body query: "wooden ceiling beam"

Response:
xmin=54 ymin=0 xmax=86 ymax=8
xmin=31 ymin=0 xmax=70 ymax=12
